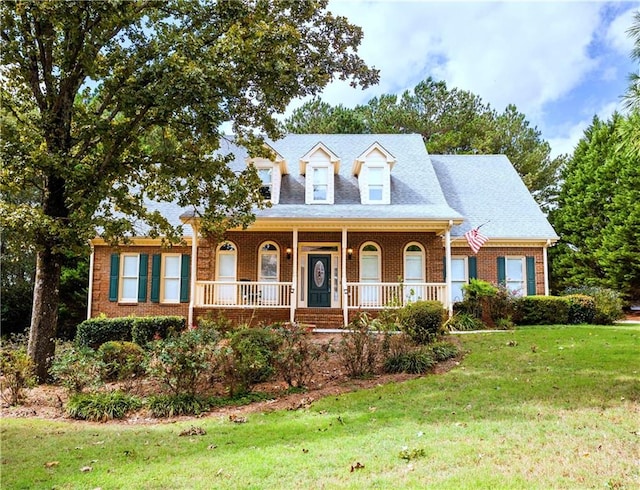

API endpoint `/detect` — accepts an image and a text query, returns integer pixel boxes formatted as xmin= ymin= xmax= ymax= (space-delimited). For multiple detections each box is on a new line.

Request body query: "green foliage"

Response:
xmin=196 ymin=312 xmax=235 ymax=335
xmin=97 ymin=341 xmax=145 ymax=382
xmin=130 ymin=316 xmax=186 ymax=346
xmin=146 ymin=329 xmax=219 ymax=396
xmin=75 ymin=317 xmax=133 ymax=349
xmin=66 ymin=391 xmax=142 ymax=422
xmin=564 ymin=294 xmax=596 ymax=324
xmin=225 ymin=327 xmax=280 ymax=394
xmin=399 ymin=300 xmax=446 ymax=344
xmin=0 ymin=345 xmax=36 ymax=405
xmin=337 ymin=313 xmax=381 ymax=378
xmin=50 ymin=343 xmax=104 ymax=395
xmin=146 ymin=394 xmax=211 ymax=418
xmin=429 ymin=341 xmax=460 ymax=362
xmin=272 ymin=323 xmax=330 ymax=388
xmin=459 ymin=279 xmax=516 ymax=328
xmin=383 ymin=348 xmax=435 ymax=374
xmin=399 ymin=447 xmax=427 ymax=461
xmin=564 ymin=287 xmax=625 ymax=325
xmin=513 ymin=296 xmax=570 ymax=325
xmin=549 ymin=112 xmax=640 ymax=302
xmin=446 ymin=312 xmax=485 ymax=331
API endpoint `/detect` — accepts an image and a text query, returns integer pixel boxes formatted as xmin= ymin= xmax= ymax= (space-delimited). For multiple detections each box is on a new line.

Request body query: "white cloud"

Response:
xmin=606 ymin=7 xmax=638 ymax=56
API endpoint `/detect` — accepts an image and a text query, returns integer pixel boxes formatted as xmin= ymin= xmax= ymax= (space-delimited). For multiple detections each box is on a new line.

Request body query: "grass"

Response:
xmin=2 ymin=324 xmax=639 ymax=489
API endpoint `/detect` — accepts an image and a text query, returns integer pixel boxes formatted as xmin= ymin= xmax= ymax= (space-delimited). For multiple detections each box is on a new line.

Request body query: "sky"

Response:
xmin=299 ymin=0 xmax=640 ymax=158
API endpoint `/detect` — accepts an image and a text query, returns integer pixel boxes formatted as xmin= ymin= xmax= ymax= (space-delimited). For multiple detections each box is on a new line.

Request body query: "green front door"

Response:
xmin=308 ymin=254 xmax=331 ymax=307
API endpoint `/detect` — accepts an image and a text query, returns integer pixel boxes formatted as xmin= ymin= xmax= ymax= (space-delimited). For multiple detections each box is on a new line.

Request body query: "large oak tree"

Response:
xmin=0 ymin=0 xmax=378 ymax=380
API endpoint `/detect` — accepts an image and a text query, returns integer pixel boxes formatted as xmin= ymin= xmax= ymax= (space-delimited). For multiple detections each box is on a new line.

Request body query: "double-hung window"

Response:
xmin=312 ymin=166 xmax=329 ymax=202
xmin=161 ymin=254 xmax=181 ymax=303
xmin=258 ymin=167 xmax=272 ymax=200
xmin=120 ymin=254 xmax=140 ymax=303
xmin=368 ymin=167 xmax=384 ymax=202
xmin=450 ymin=257 xmax=468 ymax=303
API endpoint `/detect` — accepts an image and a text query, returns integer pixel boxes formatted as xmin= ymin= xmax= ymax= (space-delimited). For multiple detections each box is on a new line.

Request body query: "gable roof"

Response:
xmin=430 ymin=154 xmax=558 ymax=240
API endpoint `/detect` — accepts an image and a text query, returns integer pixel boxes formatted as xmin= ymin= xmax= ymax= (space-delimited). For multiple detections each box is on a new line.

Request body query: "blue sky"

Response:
xmin=300 ymin=0 xmax=639 ymax=157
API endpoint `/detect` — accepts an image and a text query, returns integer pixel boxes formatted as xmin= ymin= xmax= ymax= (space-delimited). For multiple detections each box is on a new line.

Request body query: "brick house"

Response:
xmin=88 ymin=134 xmax=558 ymax=328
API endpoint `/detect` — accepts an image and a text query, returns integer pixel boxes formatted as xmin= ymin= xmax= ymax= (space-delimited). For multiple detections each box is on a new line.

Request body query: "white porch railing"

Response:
xmin=195 ymin=281 xmax=292 ymax=308
xmin=346 ymin=282 xmax=448 ymax=308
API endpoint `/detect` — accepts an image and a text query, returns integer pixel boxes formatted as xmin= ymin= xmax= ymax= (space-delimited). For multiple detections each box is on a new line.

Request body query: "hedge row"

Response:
xmin=75 ymin=316 xmax=186 ymax=349
xmin=513 ymin=295 xmax=596 ymax=325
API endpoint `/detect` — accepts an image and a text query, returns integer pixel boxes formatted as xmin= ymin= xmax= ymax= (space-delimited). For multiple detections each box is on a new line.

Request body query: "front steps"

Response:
xmin=295 ymin=308 xmax=345 ymax=330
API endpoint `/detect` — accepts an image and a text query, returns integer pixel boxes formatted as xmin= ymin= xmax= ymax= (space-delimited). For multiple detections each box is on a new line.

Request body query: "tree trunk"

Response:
xmin=27 ymin=248 xmax=63 ymax=382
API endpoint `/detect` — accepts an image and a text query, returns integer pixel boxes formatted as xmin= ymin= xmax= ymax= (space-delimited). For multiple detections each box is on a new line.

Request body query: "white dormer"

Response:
xmin=353 ymin=142 xmax=396 ymax=205
xmin=246 ymin=144 xmax=288 ymax=205
xmin=300 ymin=142 xmax=340 ymax=204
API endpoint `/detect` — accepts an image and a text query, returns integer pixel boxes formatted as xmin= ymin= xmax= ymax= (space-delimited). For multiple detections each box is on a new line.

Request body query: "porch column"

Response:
xmin=188 ymin=221 xmax=199 ymax=328
xmin=290 ymin=228 xmax=298 ymax=324
xmin=543 ymin=239 xmax=550 ymax=296
xmin=342 ymin=227 xmax=348 ymax=327
xmin=86 ymin=242 xmax=95 ymax=319
xmin=445 ymin=221 xmax=453 ymax=317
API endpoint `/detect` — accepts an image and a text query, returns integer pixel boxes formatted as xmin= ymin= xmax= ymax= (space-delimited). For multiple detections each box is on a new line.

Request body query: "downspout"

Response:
xmin=445 ymin=221 xmax=453 ymax=317
xmin=290 ymin=228 xmax=298 ymax=324
xmin=188 ymin=221 xmax=199 ymax=328
xmin=86 ymin=241 xmax=95 ymax=319
xmin=342 ymin=227 xmax=348 ymax=327
xmin=543 ymin=239 xmax=550 ymax=296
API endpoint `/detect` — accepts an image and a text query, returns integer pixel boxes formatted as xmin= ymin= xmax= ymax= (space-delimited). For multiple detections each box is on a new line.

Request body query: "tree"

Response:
xmin=0 ymin=0 xmax=378 ymax=380
xmin=284 ymin=78 xmax=563 ymax=207
xmin=623 ymin=11 xmax=640 ymax=111
xmin=549 ymin=113 xmax=640 ymax=300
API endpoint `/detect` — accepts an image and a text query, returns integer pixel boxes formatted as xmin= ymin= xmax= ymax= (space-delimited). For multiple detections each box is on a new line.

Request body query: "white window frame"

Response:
xmin=450 ymin=256 xmax=468 ymax=303
xmin=257 ymin=167 xmax=273 ymax=201
xmin=216 ymin=242 xmax=238 ymax=304
xmin=367 ymin=166 xmax=384 ymax=202
xmin=119 ymin=253 xmax=140 ymax=303
xmin=310 ymin=165 xmax=331 ymax=203
xmin=161 ymin=253 xmax=182 ymax=304
xmin=404 ymin=243 xmax=425 ymax=303
xmin=506 ymin=256 xmax=526 ymax=297
xmin=359 ymin=242 xmax=381 ymax=306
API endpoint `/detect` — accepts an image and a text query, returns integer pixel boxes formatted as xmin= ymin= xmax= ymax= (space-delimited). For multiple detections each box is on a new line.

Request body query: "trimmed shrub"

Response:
xmin=224 ymin=327 xmax=280 ymax=394
xmin=146 ymin=329 xmax=219 ymax=396
xmin=131 ymin=316 xmax=185 ymax=346
xmin=383 ymin=348 xmax=435 ymax=374
xmin=564 ymin=294 xmax=596 ymax=324
xmin=513 ymin=296 xmax=570 ymax=325
xmin=66 ymin=391 xmax=142 ymax=421
xmin=0 ymin=346 xmax=36 ymax=405
xmin=50 ymin=343 xmax=104 ymax=394
xmin=564 ymin=287 xmax=624 ymax=325
xmin=75 ymin=317 xmax=133 ymax=349
xmin=97 ymin=341 xmax=146 ymax=382
xmin=399 ymin=300 xmax=446 ymax=344
xmin=429 ymin=341 xmax=459 ymax=362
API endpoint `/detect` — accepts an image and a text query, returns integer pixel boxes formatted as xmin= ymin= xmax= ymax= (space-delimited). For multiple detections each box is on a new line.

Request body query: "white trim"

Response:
xmin=445 ymin=224 xmax=452 ymax=316
xmin=188 ymin=222 xmax=199 ymax=327
xmin=87 ymin=243 xmax=95 ymax=319
xmin=119 ymin=253 xmax=140 ymax=303
xmin=543 ymin=239 xmax=550 ymax=296
xmin=160 ymin=253 xmax=182 ymax=304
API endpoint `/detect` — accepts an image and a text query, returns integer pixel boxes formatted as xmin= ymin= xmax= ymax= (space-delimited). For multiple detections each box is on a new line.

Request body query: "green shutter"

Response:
xmin=109 ymin=254 xmax=120 ymax=302
xmin=151 ymin=254 xmax=161 ymax=303
xmin=138 ymin=254 xmax=148 ymax=302
xmin=468 ymin=256 xmax=477 ymax=280
xmin=497 ymin=257 xmax=506 ymax=285
xmin=180 ymin=254 xmax=191 ymax=303
xmin=526 ymin=256 xmax=536 ymax=296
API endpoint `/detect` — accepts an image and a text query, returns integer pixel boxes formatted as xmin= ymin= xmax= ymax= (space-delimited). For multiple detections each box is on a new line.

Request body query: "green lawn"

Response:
xmin=2 ymin=324 xmax=639 ymax=489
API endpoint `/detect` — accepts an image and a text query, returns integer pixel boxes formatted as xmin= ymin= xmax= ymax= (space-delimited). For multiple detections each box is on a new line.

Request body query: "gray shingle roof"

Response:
xmin=430 ymin=154 xmax=558 ymax=240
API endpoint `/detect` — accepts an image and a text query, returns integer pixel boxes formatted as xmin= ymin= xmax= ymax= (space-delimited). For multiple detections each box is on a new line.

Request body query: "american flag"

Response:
xmin=465 ymin=227 xmax=488 ymax=254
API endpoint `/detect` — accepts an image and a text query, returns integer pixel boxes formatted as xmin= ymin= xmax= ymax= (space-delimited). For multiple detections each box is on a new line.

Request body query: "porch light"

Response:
xmin=286 ymin=247 xmax=292 ymax=260
xmin=347 ymin=247 xmax=353 ymax=259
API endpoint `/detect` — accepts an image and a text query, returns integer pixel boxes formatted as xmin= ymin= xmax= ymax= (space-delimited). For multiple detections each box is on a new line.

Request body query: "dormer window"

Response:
xmin=353 ymin=142 xmax=396 ymax=205
xmin=258 ymin=167 xmax=272 ymax=200
xmin=300 ymin=142 xmax=340 ymax=204
xmin=246 ymin=143 xmax=287 ymax=205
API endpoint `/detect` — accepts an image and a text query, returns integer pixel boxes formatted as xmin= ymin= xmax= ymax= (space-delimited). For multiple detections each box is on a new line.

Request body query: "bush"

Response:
xmin=564 ymin=287 xmax=624 ymax=324
xmin=97 ymin=341 xmax=146 ymax=382
xmin=131 ymin=316 xmax=185 ymax=346
xmin=50 ymin=343 xmax=104 ymax=394
xmin=337 ymin=313 xmax=381 ymax=378
xmin=429 ymin=341 xmax=459 ymax=362
xmin=383 ymin=348 xmax=435 ymax=374
xmin=513 ymin=296 xmax=570 ymax=325
xmin=146 ymin=394 xmax=211 ymax=417
xmin=0 ymin=346 xmax=36 ymax=405
xmin=272 ymin=323 xmax=330 ymax=388
xmin=446 ymin=312 xmax=485 ymax=331
xmin=399 ymin=301 xmax=446 ymax=344
xmin=75 ymin=317 xmax=132 ymax=349
xmin=564 ymin=294 xmax=596 ymax=324
xmin=66 ymin=391 xmax=142 ymax=421
xmin=196 ymin=312 xmax=235 ymax=335
xmin=224 ymin=327 xmax=280 ymax=394
xmin=146 ymin=329 xmax=219 ymax=396
xmin=459 ymin=280 xmax=516 ymax=327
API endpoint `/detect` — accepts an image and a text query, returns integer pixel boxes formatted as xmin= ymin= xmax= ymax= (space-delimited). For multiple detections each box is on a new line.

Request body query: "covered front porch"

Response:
xmin=184 ymin=218 xmax=458 ymax=327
